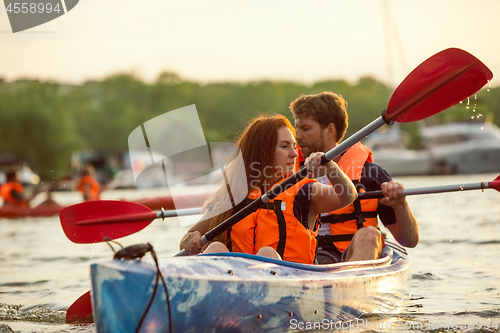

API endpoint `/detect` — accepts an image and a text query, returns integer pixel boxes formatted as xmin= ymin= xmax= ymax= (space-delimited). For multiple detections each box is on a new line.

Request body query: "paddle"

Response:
xmin=66 ymin=290 xmax=93 ymax=324
xmin=60 ymin=200 xmax=202 ymax=244
xmin=175 ymin=47 xmax=493 ymax=256
xmin=359 ymin=175 xmax=500 ymax=199
xmin=61 ymin=174 xmax=499 ymax=246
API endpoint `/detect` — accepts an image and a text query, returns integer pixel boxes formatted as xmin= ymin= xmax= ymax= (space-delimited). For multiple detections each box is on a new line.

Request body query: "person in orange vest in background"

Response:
xmin=0 ymin=169 xmax=39 ymax=207
xmin=290 ymin=91 xmax=419 ymax=264
xmin=77 ymin=164 xmax=101 ymax=201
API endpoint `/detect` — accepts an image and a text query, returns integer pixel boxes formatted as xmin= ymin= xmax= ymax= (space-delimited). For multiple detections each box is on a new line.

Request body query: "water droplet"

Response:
xmin=474 ymin=94 xmax=477 ymax=99
xmin=460 ymin=100 xmax=463 ymax=104
xmin=466 ymin=106 xmax=470 ymax=109
xmin=487 ymin=88 xmax=491 ymax=92
xmin=452 ymin=234 xmax=456 ymax=237
xmin=471 ymin=116 xmax=474 ymax=119
xmin=481 ymin=126 xmax=484 ymax=130
xmin=467 ymin=97 xmax=470 ymax=105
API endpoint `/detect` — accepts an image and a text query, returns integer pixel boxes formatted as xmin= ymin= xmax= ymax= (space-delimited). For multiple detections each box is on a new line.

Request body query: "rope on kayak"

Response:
xmin=105 ymin=239 xmax=174 ymax=333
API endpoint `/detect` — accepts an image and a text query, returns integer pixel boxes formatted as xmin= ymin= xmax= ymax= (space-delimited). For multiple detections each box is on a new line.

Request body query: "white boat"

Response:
xmin=370 ymin=148 xmax=432 ymax=176
xmin=362 ymin=125 xmax=432 ymax=176
xmin=421 ymin=122 xmax=500 ymax=174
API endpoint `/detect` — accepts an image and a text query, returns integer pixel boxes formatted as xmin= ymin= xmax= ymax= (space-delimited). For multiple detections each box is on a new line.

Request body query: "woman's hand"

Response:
xmin=182 ymin=231 xmax=206 ymax=255
xmin=304 ymin=152 xmax=338 ymax=179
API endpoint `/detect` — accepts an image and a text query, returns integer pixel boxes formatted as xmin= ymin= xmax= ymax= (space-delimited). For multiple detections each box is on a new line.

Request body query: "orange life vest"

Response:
xmin=229 ymin=178 xmax=318 ymax=264
xmin=0 ymin=182 xmax=27 ymax=207
xmin=77 ymin=175 xmax=101 ymax=201
xmin=317 ymin=142 xmax=380 ymax=252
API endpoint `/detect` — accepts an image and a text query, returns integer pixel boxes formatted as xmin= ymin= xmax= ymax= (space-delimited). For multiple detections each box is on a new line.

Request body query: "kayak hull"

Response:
xmin=0 ymin=202 xmax=63 ymax=218
xmin=90 ymin=241 xmax=411 ymax=333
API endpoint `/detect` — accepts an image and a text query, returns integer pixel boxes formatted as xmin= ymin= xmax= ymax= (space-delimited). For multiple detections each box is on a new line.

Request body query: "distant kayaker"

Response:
xmin=0 ymin=169 xmax=39 ymax=207
xmin=290 ymin=91 xmax=419 ymax=263
xmin=180 ymin=114 xmax=357 ymax=264
xmin=77 ymin=164 xmax=101 ymax=201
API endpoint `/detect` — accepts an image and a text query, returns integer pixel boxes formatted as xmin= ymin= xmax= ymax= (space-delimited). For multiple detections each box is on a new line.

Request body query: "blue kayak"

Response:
xmin=90 ymin=240 xmax=411 ymax=332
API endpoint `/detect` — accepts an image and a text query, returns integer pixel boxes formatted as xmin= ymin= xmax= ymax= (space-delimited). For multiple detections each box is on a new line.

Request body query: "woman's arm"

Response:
xmin=306 ymin=152 xmax=357 ymax=217
xmin=179 ymin=212 xmax=212 ymax=254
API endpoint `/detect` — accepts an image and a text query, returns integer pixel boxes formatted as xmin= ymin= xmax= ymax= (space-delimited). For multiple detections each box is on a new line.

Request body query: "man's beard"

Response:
xmin=299 ymin=135 xmax=326 ymax=158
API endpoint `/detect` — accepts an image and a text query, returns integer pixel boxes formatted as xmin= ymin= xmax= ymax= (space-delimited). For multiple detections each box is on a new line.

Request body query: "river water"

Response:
xmin=1 ymin=173 xmax=499 ymax=332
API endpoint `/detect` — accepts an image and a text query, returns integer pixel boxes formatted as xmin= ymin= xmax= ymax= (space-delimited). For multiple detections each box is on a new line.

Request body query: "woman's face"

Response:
xmin=273 ymin=126 xmax=298 ymax=179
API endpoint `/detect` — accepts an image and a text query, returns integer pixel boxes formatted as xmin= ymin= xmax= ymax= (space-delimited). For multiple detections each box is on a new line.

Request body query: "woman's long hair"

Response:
xmin=205 ymin=114 xmax=295 ymax=244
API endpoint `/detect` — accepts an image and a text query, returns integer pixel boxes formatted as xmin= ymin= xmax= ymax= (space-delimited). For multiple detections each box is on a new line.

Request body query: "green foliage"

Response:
xmin=0 ymin=75 xmax=499 ymax=180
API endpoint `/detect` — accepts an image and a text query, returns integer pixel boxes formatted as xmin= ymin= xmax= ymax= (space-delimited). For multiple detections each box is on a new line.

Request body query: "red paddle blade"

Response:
xmin=60 ymin=200 xmax=154 ymax=244
xmin=66 ymin=290 xmax=93 ymax=323
xmin=387 ymin=48 xmax=493 ymax=123
xmin=489 ymin=175 xmax=500 ymax=192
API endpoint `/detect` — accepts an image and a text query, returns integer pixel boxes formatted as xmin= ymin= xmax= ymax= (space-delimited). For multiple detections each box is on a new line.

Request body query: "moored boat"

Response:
xmin=422 ymin=121 xmax=500 ymax=174
xmin=90 ymin=240 xmax=411 ymax=332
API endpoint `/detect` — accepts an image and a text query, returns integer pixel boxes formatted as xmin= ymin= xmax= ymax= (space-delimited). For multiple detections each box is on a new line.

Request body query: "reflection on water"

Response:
xmin=1 ymin=174 xmax=500 ymax=332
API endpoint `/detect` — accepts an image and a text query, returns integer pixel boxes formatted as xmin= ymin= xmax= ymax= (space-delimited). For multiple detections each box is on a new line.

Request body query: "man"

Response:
xmin=290 ymin=91 xmax=419 ymax=263
xmin=0 ymin=169 xmax=37 ymax=206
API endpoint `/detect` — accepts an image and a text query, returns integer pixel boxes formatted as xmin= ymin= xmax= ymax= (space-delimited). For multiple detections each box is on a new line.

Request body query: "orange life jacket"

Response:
xmin=77 ymin=175 xmax=100 ymax=201
xmin=0 ymin=182 xmax=27 ymax=207
xmin=229 ymin=178 xmax=318 ymax=264
xmin=316 ymin=142 xmax=380 ymax=252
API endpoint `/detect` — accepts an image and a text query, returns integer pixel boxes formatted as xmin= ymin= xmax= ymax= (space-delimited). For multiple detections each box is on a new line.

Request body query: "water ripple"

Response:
xmin=0 ymin=303 xmax=65 ymax=323
xmin=412 ymin=272 xmax=441 ymax=280
xmin=0 ymin=281 xmax=49 ymax=287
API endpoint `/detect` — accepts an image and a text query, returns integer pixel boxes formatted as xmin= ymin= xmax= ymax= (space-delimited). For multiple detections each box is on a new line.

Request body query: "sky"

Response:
xmin=1 ymin=0 xmax=499 ymax=88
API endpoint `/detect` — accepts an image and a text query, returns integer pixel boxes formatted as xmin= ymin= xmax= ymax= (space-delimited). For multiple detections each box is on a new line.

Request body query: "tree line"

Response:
xmin=0 ymin=72 xmax=498 ymax=180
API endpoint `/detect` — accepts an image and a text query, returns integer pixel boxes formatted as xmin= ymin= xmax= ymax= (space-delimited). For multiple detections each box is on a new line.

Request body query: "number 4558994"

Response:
xmin=6 ymin=2 xmax=62 ymax=14
xmin=443 ymin=318 xmax=498 ymax=330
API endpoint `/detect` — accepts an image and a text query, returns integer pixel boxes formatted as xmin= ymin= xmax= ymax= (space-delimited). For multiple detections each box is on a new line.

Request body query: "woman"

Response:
xmin=180 ymin=114 xmax=356 ymax=264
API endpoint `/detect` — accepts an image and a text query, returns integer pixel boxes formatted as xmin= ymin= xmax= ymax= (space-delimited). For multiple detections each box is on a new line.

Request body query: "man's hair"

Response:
xmin=290 ymin=91 xmax=348 ymax=143
xmin=6 ymin=169 xmax=18 ymax=182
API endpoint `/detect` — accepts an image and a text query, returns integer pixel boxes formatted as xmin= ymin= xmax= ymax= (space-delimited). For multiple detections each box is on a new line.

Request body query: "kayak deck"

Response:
xmin=91 ymin=241 xmax=411 ymax=333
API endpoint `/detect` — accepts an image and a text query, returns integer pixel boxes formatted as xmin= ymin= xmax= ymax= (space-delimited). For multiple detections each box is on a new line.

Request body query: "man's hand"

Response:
xmin=379 ymin=181 xmax=406 ymax=207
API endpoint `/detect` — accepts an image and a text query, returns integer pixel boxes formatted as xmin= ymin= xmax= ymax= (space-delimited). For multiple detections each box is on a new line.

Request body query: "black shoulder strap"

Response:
xmin=351 ymin=180 xmax=366 ymax=230
xmin=273 ymin=200 xmax=287 ymax=259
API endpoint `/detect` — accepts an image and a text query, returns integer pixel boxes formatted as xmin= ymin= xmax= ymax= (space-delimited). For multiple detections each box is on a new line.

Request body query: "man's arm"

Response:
xmin=379 ymin=181 xmax=419 ymax=248
xmin=10 ymin=189 xmax=24 ymax=202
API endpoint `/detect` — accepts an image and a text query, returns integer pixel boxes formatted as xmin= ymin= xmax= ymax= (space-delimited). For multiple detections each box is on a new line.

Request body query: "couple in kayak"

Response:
xmin=181 ymin=92 xmax=419 ymax=264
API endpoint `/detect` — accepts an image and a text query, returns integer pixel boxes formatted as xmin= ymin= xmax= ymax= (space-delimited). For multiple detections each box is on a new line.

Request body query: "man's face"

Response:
xmin=294 ymin=115 xmax=327 ymax=158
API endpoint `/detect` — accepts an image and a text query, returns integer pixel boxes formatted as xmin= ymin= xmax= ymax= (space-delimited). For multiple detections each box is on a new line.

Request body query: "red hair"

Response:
xmin=206 ymin=114 xmax=295 ymax=243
